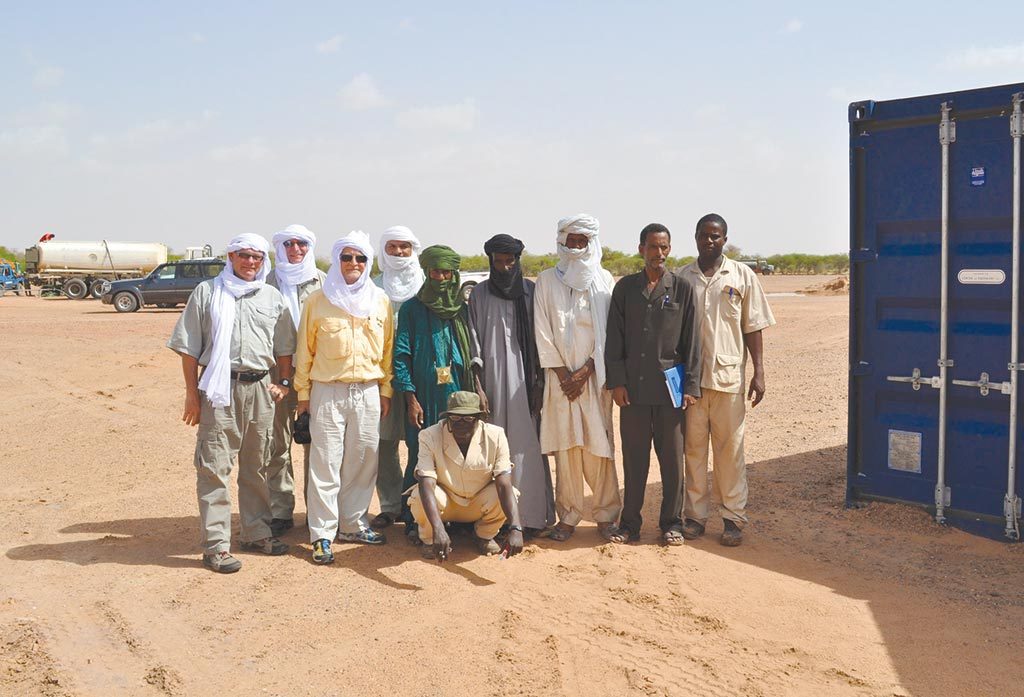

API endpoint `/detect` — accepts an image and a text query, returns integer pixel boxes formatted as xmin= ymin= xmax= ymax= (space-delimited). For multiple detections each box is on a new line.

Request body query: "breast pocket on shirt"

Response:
xmin=713 ymin=353 xmax=743 ymax=390
xmin=251 ymin=305 xmax=277 ymax=346
xmin=722 ymin=287 xmax=742 ymax=321
xmin=318 ymin=318 xmax=351 ymax=360
xmin=361 ymin=315 xmax=386 ymax=358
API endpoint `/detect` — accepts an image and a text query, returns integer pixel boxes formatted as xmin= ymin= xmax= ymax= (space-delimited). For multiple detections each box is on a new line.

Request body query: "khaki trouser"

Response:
xmin=683 ymin=388 xmax=748 ymax=527
xmin=409 ymin=483 xmax=506 ymax=545
xmin=266 ymin=378 xmax=311 ymax=520
xmin=554 ymin=447 xmax=621 ymax=526
xmin=194 ymin=378 xmax=275 ymax=554
xmin=375 ymin=439 xmax=403 ymax=516
xmin=307 ymin=381 xmax=381 ymax=542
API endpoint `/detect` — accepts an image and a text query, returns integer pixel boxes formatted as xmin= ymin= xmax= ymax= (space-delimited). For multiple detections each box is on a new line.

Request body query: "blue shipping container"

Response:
xmin=848 ymin=82 xmax=1024 ymax=541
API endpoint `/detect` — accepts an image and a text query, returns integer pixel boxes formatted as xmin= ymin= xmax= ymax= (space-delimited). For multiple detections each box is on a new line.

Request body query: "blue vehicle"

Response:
xmin=0 ymin=260 xmax=28 ymax=296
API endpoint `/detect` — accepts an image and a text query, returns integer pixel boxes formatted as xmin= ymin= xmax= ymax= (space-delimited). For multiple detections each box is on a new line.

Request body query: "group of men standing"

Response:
xmin=168 ymin=213 xmax=774 ymax=573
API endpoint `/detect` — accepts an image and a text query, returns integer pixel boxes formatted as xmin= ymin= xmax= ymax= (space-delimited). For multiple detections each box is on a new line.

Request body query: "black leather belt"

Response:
xmin=231 ymin=370 xmax=269 ymax=383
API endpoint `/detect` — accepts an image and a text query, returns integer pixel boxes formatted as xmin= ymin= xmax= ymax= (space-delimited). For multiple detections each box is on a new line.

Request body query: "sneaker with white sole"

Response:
xmin=337 ymin=529 xmax=386 ymax=545
xmin=312 ymin=538 xmax=334 ymax=564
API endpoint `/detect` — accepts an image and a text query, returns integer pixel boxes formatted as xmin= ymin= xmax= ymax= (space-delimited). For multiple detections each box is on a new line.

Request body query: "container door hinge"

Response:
xmin=886 ymin=368 xmax=941 ymax=390
xmin=1012 ymin=93 xmax=1024 ymax=138
xmin=940 ymin=102 xmax=956 ymax=145
xmin=1005 ymin=495 xmax=1021 ymax=541
xmin=952 ymin=372 xmax=1012 ymax=396
xmin=1008 ymin=362 xmax=1024 ymax=371
xmin=935 ymin=485 xmax=951 ymax=510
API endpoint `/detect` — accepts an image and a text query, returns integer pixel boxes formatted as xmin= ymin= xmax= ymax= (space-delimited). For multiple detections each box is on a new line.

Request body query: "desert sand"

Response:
xmin=1 ymin=274 xmax=1021 ymax=697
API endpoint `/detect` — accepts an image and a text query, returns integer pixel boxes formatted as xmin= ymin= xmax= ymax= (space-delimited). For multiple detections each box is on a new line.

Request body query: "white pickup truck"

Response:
xmin=459 ymin=271 xmax=489 ymax=301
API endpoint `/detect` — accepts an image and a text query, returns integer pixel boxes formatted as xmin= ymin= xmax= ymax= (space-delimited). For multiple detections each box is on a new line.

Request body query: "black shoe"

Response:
xmin=202 ymin=551 xmax=242 ymax=573
xmin=270 ymin=518 xmax=294 ymax=537
xmin=721 ymin=519 xmax=743 ymax=547
xmin=681 ymin=519 xmax=706 ymax=540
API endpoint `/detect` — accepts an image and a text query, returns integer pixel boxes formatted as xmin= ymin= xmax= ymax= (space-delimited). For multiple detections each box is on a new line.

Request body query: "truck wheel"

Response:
xmin=63 ymin=278 xmax=88 ymax=300
xmin=90 ymin=279 xmax=111 ymax=299
xmin=113 ymin=292 xmax=140 ymax=313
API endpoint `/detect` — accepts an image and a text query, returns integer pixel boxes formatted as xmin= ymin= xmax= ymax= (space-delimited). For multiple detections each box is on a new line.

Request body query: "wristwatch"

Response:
xmin=508 ymin=525 xmax=523 ymax=533
xmin=279 ymin=378 xmax=292 ymax=388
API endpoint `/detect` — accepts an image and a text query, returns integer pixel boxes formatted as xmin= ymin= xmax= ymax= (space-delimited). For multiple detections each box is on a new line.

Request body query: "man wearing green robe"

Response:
xmin=393 ymin=245 xmax=474 ymax=542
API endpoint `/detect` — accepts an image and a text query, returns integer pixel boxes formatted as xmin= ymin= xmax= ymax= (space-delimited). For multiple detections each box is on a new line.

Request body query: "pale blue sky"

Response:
xmin=2 ymin=2 xmax=1023 ymax=257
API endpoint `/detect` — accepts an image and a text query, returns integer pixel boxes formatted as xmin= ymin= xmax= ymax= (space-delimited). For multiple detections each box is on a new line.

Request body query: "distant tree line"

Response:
xmin=1 ymin=242 xmax=849 ymax=276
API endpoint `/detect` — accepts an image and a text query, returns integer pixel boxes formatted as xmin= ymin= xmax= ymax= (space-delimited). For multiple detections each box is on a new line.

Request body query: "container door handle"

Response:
xmin=886 ymin=368 xmax=941 ymax=390
xmin=951 ymin=372 xmax=1011 ymax=396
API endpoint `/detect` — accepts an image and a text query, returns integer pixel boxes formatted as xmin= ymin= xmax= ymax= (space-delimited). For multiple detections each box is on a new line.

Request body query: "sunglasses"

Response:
xmin=340 ymin=254 xmax=368 ymax=263
xmin=283 ymin=239 xmax=309 ymax=249
xmin=236 ymin=252 xmax=265 ymax=262
xmin=447 ymin=414 xmax=479 ymax=423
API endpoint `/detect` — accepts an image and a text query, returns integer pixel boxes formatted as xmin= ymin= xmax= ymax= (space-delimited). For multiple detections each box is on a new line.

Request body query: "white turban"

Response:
xmin=199 ymin=234 xmax=273 ymax=408
xmin=272 ymin=224 xmax=318 ymax=330
xmin=377 ymin=225 xmax=424 ymax=303
xmin=322 ymin=231 xmax=385 ymax=318
xmin=555 ymin=214 xmax=612 ymax=389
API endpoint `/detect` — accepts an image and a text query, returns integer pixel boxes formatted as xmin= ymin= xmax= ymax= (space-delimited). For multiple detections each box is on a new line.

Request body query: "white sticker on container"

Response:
xmin=888 ymin=430 xmax=922 ymax=473
xmin=957 ymin=269 xmax=1006 ymax=285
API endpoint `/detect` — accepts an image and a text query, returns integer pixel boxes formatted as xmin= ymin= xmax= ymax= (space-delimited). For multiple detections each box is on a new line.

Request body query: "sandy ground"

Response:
xmin=1 ymin=274 xmax=1022 ymax=697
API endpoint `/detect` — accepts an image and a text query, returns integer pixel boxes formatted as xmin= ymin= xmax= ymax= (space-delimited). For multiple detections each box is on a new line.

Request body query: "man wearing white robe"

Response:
xmin=533 ymin=215 xmax=626 ymax=544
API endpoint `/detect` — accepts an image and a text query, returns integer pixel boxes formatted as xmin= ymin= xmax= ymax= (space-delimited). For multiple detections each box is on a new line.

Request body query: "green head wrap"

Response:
xmin=417 ymin=245 xmax=463 ymax=318
xmin=417 ymin=245 xmax=472 ymax=386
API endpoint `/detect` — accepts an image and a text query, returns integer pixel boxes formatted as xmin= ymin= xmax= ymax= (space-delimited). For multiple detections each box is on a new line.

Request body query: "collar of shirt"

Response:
xmin=442 ymin=421 xmax=483 ymax=464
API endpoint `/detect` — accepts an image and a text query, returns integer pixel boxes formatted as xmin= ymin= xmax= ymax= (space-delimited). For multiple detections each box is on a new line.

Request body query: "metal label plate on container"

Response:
xmin=887 ymin=430 xmax=922 ymax=473
xmin=957 ymin=269 xmax=1006 ymax=285
xmin=971 ymin=166 xmax=986 ymax=186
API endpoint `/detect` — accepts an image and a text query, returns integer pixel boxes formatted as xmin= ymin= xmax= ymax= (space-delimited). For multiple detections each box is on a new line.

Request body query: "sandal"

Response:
xmin=598 ymin=523 xmax=629 ymax=544
xmin=548 ymin=523 xmax=574 ymax=542
xmin=662 ymin=527 xmax=685 ymax=546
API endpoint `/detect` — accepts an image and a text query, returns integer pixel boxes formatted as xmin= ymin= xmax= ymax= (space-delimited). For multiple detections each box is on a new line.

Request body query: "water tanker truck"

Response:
xmin=24 ymin=240 xmax=168 ymax=299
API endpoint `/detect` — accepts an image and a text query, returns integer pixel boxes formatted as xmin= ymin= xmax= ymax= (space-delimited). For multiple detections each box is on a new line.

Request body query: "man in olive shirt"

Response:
xmin=167 ymin=234 xmax=297 ymax=573
xmin=606 ymin=223 xmax=701 ymax=545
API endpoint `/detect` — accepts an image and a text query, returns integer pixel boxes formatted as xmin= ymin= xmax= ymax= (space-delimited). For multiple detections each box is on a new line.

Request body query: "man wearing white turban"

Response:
xmin=294 ymin=231 xmax=394 ymax=564
xmin=370 ymin=225 xmax=424 ymax=531
xmin=167 ymin=234 xmax=297 ymax=573
xmin=534 ymin=215 xmax=627 ymax=544
xmin=266 ymin=224 xmax=326 ymax=536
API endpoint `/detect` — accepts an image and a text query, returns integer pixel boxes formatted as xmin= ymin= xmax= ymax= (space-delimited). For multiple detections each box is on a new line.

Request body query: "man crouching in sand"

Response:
xmin=408 ymin=391 xmax=525 ymax=561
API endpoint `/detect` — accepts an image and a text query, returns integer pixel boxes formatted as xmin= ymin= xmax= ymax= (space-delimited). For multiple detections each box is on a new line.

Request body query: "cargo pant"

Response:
xmin=265 ymin=369 xmax=310 ymax=520
xmin=683 ymin=388 xmax=748 ymax=527
xmin=374 ymin=385 xmax=406 ymax=517
xmin=307 ymin=381 xmax=381 ymax=542
xmin=194 ymin=377 xmax=275 ymax=555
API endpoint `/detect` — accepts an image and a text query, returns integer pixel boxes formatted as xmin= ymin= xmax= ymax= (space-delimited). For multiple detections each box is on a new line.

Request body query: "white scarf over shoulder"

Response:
xmin=199 ymin=234 xmax=272 ymax=408
xmin=377 ymin=225 xmax=424 ymax=303
xmin=555 ymin=214 xmax=612 ymax=389
xmin=272 ymin=224 xmax=318 ymax=330
xmin=322 ymin=231 xmax=385 ymax=318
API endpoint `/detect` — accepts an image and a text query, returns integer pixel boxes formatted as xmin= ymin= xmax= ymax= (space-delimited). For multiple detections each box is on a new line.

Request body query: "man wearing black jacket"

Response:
xmin=605 ymin=223 xmax=701 ymax=545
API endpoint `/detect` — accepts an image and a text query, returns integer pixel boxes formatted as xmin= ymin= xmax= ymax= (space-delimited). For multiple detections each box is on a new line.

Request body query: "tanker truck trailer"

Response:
xmin=24 ymin=240 xmax=168 ymax=299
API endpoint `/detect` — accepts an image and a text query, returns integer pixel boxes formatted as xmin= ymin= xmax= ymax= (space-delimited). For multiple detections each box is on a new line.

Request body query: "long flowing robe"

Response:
xmin=468 ymin=280 xmax=555 ymax=530
xmin=393 ymin=297 xmax=467 ymax=509
xmin=533 ymin=267 xmax=616 ymax=459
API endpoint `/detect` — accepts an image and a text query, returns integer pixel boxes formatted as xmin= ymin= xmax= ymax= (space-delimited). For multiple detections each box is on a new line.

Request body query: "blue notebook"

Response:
xmin=664 ymin=364 xmax=686 ymax=408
